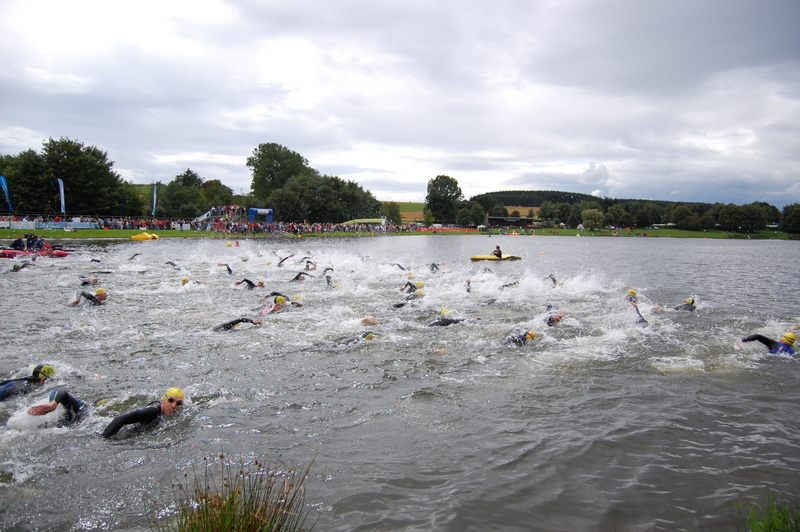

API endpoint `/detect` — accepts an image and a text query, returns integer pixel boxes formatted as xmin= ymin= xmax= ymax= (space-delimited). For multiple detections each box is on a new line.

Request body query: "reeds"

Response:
xmin=150 ymin=454 xmax=314 ymax=532
xmin=736 ymin=491 xmax=800 ymax=532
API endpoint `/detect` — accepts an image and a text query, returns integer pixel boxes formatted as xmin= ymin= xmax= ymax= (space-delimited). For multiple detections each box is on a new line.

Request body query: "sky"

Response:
xmin=2 ymin=1 xmax=799 ymax=208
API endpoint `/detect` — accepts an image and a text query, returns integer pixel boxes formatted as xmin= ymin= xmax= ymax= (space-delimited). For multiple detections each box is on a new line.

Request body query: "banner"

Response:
xmin=152 ymin=185 xmax=157 ymax=216
xmin=57 ymin=178 xmax=66 ymax=214
xmin=0 ymin=175 xmax=12 ymax=211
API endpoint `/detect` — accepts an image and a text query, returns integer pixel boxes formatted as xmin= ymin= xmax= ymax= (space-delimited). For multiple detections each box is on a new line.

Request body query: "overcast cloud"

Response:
xmin=2 ymin=0 xmax=799 ymax=207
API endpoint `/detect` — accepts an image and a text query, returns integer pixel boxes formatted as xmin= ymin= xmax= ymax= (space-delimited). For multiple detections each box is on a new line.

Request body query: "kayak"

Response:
xmin=470 ymin=255 xmax=522 ymax=261
xmin=131 ymin=232 xmax=160 ymax=241
xmin=0 ymin=248 xmax=69 ymax=258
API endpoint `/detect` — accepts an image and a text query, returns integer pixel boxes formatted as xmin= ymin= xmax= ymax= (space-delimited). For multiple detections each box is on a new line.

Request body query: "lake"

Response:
xmin=1 ymin=234 xmax=798 ymax=531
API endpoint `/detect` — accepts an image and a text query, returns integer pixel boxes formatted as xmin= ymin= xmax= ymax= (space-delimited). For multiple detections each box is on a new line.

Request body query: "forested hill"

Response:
xmin=470 ymin=190 xmax=709 ymax=209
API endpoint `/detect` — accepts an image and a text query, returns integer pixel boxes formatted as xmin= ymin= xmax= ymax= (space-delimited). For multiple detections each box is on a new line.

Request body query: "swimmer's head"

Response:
xmin=274 ymin=296 xmax=286 ymax=305
xmin=161 ymin=387 xmax=184 ymax=414
xmin=627 ymin=289 xmax=637 ymax=297
xmin=181 ymin=277 xmax=190 ymax=285
xmin=546 ymin=304 xmax=555 ymax=311
xmin=95 ymin=287 xmax=107 ymax=295
xmin=781 ymin=332 xmax=796 ymax=346
xmin=32 ymin=364 xmax=55 ymax=379
xmin=12 ymin=264 xmax=21 ymax=271
xmin=441 ymin=309 xmax=451 ymax=316
xmin=685 ymin=297 xmax=694 ymax=305
xmin=415 ymin=281 xmax=424 ymax=288
xmin=362 ymin=332 xmax=375 ymax=340
xmin=163 ymin=387 xmax=184 ymax=401
xmin=525 ymin=331 xmax=536 ymax=340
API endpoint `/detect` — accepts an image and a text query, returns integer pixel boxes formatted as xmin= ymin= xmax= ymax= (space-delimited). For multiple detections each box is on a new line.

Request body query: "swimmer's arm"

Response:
xmin=741 ymin=334 xmax=778 ymax=350
xmin=102 ymin=406 xmax=160 ymax=438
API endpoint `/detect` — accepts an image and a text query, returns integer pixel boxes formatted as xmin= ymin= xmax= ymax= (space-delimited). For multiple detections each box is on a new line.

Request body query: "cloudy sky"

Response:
xmin=2 ymin=1 xmax=799 ymax=208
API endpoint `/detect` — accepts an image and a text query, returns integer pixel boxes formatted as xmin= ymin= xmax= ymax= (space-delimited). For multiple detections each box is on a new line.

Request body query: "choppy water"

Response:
xmin=1 ymin=234 xmax=798 ymax=531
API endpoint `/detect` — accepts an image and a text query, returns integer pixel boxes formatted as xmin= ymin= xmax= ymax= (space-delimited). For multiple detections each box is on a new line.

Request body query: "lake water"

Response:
xmin=1 ymin=234 xmax=798 ymax=531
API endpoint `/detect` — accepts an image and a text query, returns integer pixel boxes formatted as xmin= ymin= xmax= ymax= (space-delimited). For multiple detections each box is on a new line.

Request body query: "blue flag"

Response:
xmin=0 ymin=175 xmax=11 ymax=211
xmin=152 ymin=185 xmax=157 ymax=216
xmin=58 ymin=178 xmax=66 ymax=214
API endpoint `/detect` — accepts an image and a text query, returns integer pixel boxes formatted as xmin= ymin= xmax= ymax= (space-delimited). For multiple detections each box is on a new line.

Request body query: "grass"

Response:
xmin=735 ymin=491 xmax=800 ymax=532
xmin=149 ymin=454 xmax=314 ymax=532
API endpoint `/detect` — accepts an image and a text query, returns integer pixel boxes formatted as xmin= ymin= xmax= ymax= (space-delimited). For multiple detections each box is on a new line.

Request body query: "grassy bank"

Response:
xmin=0 ymin=227 xmax=795 ymax=243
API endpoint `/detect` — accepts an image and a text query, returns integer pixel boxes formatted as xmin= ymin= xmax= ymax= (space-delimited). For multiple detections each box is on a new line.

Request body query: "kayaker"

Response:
xmin=491 ymin=245 xmax=503 ymax=258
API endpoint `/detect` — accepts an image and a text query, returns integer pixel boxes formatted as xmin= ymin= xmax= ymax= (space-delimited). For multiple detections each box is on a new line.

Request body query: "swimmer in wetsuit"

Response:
xmin=102 ymin=387 xmax=184 ymax=439
xmin=27 ymin=388 xmax=87 ymax=423
xmin=0 ymin=364 xmax=55 ymax=401
xmin=738 ymin=332 xmax=796 ymax=355
xmin=626 ymin=289 xmax=647 ymax=324
xmin=69 ymin=287 xmax=107 ymax=307
xmin=234 ymin=278 xmax=264 ymax=289
xmin=503 ymin=331 xmax=536 ymax=346
xmin=674 ymin=297 xmax=696 ymax=312
xmin=212 ymin=317 xmax=262 ymax=332
xmin=544 ymin=305 xmax=566 ymax=326
xmin=333 ymin=332 xmax=376 ymax=346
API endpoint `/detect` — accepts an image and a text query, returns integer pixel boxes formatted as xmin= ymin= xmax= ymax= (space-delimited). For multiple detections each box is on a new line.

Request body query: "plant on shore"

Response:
xmin=735 ymin=491 xmax=800 ymax=532
xmin=149 ymin=454 xmax=315 ymax=532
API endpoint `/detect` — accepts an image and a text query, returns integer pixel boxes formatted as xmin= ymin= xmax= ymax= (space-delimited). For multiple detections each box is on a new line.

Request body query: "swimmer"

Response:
xmin=626 ymin=289 xmax=647 ymax=324
xmin=181 ymin=277 xmax=207 ymax=286
xmin=499 ymin=281 xmax=518 ymax=291
xmin=165 ymin=261 xmax=181 ymax=270
xmin=465 ymin=280 xmax=471 ymax=293
xmin=212 ymin=317 xmax=262 ymax=332
xmin=305 ymin=260 xmax=317 ymax=271
xmin=290 ymin=272 xmax=314 ymax=282
xmin=674 ymin=297 xmax=696 ymax=312
xmin=427 ymin=311 xmax=464 ymax=327
xmin=503 ymin=331 xmax=536 ymax=346
xmin=737 ymin=331 xmax=795 ymax=355
xmin=428 ymin=262 xmax=444 ymax=272
xmin=400 ymin=281 xmax=424 ymax=293
xmin=543 ymin=274 xmax=558 ymax=287
xmin=277 ymin=254 xmax=295 ymax=267
xmin=0 ymin=364 xmax=55 ymax=401
xmin=217 ymin=263 xmax=233 ymax=275
xmin=544 ymin=305 xmax=566 ymax=326
xmin=27 ymin=388 xmax=87 ymax=423
xmin=79 ymin=276 xmax=99 ymax=286
xmin=101 ymin=387 xmax=185 ymax=439
xmin=69 ymin=287 xmax=108 ymax=307
xmin=234 ymin=279 xmax=265 ymax=289
xmin=333 ymin=331 xmax=376 ymax=346
xmin=128 ymin=253 xmax=141 ymax=261
xmin=11 ymin=262 xmax=34 ymax=272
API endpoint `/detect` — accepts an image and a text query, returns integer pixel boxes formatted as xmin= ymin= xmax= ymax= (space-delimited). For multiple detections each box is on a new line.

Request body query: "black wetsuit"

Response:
xmin=674 ymin=302 xmax=696 ymax=312
xmin=401 ymin=281 xmax=417 ymax=293
xmin=48 ymin=389 xmax=86 ymax=423
xmin=504 ymin=334 xmax=530 ymax=346
xmin=10 ymin=238 xmax=25 ymax=250
xmin=238 ymin=279 xmax=260 ymax=290
xmin=102 ymin=404 xmax=162 ymax=438
xmin=427 ymin=317 xmax=464 ymax=327
xmin=741 ymin=335 xmax=796 ymax=355
xmin=212 ymin=317 xmax=259 ymax=332
xmin=0 ymin=377 xmax=41 ymax=401
xmin=78 ymin=291 xmax=104 ymax=305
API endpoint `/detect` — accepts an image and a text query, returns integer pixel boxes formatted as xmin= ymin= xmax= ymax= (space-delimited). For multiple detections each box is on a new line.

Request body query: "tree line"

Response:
xmin=2 ymin=137 xmax=798 ymax=233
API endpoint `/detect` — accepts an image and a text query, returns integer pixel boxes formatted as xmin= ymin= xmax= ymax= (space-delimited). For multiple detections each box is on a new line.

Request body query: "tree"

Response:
xmin=425 ymin=175 xmax=463 ymax=223
xmin=582 ymin=209 xmax=604 ymax=230
xmin=423 ymin=208 xmax=435 ymax=227
xmin=490 ymin=204 xmax=508 ymax=216
xmin=174 ymin=168 xmax=203 ymax=188
xmin=382 ymin=202 xmax=402 ymax=226
xmin=537 ymin=201 xmax=556 ymax=222
xmin=268 ymin=173 xmax=380 ymax=223
xmin=782 ymin=204 xmax=800 ymax=233
xmin=247 ymin=143 xmax=311 ymax=202
xmin=201 ymin=180 xmax=234 ymax=209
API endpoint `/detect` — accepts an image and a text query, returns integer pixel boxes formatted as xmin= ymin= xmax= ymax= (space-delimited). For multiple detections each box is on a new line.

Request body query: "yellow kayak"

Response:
xmin=131 ymin=232 xmax=160 ymax=241
xmin=470 ymin=255 xmax=521 ymax=261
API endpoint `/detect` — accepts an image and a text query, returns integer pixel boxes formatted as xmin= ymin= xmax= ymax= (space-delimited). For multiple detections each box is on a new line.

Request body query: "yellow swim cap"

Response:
xmin=181 ymin=278 xmax=190 ymax=285
xmin=525 ymin=331 xmax=536 ymax=340
xmin=163 ymin=387 xmax=184 ymax=401
xmin=781 ymin=332 xmax=796 ymax=346
xmin=685 ymin=297 xmax=694 ymax=305
xmin=363 ymin=332 xmax=375 ymax=340
xmin=441 ymin=309 xmax=451 ymax=316
xmin=95 ymin=287 xmax=107 ymax=295
xmin=627 ymin=289 xmax=636 ymax=297
xmin=416 ymin=281 xmax=424 ymax=288
xmin=275 ymin=296 xmax=286 ymax=305
xmin=33 ymin=364 xmax=55 ymax=378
